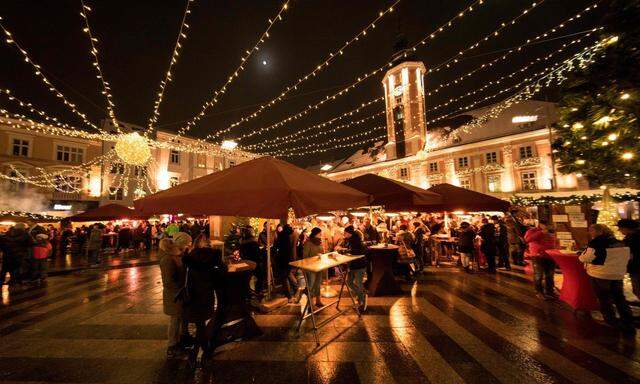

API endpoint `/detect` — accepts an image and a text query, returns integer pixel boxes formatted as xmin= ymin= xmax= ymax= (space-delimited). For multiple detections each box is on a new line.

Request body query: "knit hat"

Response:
xmin=172 ymin=232 xmax=192 ymax=248
xmin=35 ymin=233 xmax=49 ymax=240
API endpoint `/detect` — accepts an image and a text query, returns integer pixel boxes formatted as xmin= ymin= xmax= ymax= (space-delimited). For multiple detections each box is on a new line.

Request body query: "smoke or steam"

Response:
xmin=0 ymin=184 xmax=50 ymax=213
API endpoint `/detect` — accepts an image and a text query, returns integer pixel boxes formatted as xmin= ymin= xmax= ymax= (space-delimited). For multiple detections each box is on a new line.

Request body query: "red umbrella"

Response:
xmin=134 ymin=156 xmax=372 ymax=219
xmin=68 ymin=203 xmax=146 ymax=222
xmin=424 ymin=183 xmax=511 ymax=212
xmin=341 ymin=173 xmax=442 ymax=210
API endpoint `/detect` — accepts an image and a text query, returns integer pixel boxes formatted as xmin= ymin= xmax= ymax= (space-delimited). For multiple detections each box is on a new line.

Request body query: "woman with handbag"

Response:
xmin=159 ymin=232 xmax=192 ymax=359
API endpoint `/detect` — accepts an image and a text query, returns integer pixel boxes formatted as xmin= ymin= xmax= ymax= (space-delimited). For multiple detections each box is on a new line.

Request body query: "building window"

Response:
xmin=170 ymin=149 xmax=180 ymax=164
xmin=12 ymin=138 xmax=30 ymax=157
xmin=196 ymin=154 xmax=207 ymax=168
xmin=110 ymin=163 xmax=124 ymax=174
xmin=8 ymin=168 xmax=27 ymax=192
xmin=109 ymin=187 xmax=124 ymax=200
xmin=228 ymin=160 xmax=236 ymax=168
xmin=399 ymin=167 xmax=409 ymax=180
xmin=485 ymin=152 xmax=498 ymax=164
xmin=428 ymin=162 xmax=438 ymax=173
xmin=521 ymin=172 xmax=537 ymax=190
xmin=54 ymin=175 xmax=82 ymax=193
xmin=56 ymin=145 xmax=84 ymax=163
xmin=457 ymin=157 xmax=469 ymax=168
xmin=459 ymin=178 xmax=471 ymax=190
xmin=487 ymin=174 xmax=501 ymax=192
xmin=519 ymin=145 xmax=534 ymax=159
xmin=169 ymin=176 xmax=179 ymax=187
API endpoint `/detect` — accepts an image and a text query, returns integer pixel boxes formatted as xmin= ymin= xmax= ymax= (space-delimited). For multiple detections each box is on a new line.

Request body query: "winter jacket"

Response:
xmin=6 ymin=227 xmax=31 ymax=259
xmin=159 ymin=240 xmax=185 ymax=316
xmin=579 ymin=235 xmax=630 ymax=280
xmin=458 ymin=227 xmax=476 ymax=253
xmin=479 ymin=223 xmax=497 ymax=254
xmin=524 ymin=227 xmax=557 ymax=258
xmin=395 ymin=230 xmax=414 ymax=247
xmin=87 ymin=228 xmax=103 ymax=251
xmin=33 ymin=241 xmax=51 ymax=260
xmin=239 ymin=238 xmax=260 ymax=263
xmin=302 ymin=237 xmax=323 ymax=259
xmin=182 ymin=247 xmax=227 ymax=322
xmin=624 ymin=231 xmax=640 ymax=274
xmin=362 ymin=224 xmax=380 ymax=243
xmin=345 ymin=231 xmax=367 ymax=270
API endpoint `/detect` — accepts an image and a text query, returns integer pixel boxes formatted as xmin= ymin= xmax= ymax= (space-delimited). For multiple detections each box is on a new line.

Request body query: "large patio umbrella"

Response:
xmin=341 ymin=173 xmax=442 ymax=210
xmin=68 ymin=203 xmax=146 ymax=222
xmin=424 ymin=183 xmax=511 ymax=212
xmin=134 ymin=156 xmax=371 ymax=219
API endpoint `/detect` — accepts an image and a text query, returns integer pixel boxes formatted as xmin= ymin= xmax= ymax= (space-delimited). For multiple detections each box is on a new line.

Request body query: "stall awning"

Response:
xmin=425 ymin=183 xmax=511 ymax=212
xmin=68 ymin=203 xmax=146 ymax=222
xmin=134 ymin=156 xmax=372 ymax=219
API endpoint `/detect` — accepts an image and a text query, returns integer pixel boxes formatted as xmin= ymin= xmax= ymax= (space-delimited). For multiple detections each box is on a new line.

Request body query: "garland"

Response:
xmin=510 ymin=192 xmax=640 ymax=206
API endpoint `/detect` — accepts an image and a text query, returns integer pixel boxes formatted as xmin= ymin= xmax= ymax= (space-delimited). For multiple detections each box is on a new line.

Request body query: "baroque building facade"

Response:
xmin=322 ymin=58 xmax=592 ymax=200
xmin=0 ymin=118 xmax=254 ymax=215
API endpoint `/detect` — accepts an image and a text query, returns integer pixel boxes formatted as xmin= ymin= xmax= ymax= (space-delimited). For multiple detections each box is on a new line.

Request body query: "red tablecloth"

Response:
xmin=546 ymin=250 xmax=599 ymax=311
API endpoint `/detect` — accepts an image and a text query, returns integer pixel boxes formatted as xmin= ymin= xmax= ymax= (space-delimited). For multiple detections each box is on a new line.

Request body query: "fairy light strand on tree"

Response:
xmin=0 ymin=16 xmax=102 ymax=132
xmin=147 ymin=0 xmax=196 ymax=132
xmin=208 ymin=0 xmax=402 ymax=141
xmin=79 ymin=0 xmax=121 ymax=132
xmin=175 ymin=1 xmax=291 ymax=137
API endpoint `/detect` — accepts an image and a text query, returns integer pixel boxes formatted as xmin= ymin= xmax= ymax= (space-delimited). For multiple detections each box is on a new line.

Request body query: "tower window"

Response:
xmin=399 ymin=167 xmax=409 ymax=180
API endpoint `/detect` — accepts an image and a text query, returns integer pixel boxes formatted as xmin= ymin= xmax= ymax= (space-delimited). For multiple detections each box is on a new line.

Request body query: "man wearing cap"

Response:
xmin=618 ymin=219 xmax=640 ymax=301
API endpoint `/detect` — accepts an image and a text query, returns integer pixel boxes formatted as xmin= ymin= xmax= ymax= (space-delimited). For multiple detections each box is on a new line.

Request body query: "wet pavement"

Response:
xmin=46 ymin=249 xmax=159 ymax=275
xmin=0 ymin=264 xmax=639 ymax=383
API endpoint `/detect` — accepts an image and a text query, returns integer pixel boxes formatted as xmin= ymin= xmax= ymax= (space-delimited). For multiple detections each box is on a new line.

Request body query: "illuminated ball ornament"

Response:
xmin=115 ymin=132 xmax=151 ymax=165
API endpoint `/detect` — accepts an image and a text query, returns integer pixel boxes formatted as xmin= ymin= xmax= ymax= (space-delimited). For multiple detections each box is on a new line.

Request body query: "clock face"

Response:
xmin=392 ymin=85 xmax=404 ymax=97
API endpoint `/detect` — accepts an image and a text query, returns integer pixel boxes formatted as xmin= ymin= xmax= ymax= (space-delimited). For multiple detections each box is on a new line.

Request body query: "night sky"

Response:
xmin=0 ymin=0 xmax=604 ymax=166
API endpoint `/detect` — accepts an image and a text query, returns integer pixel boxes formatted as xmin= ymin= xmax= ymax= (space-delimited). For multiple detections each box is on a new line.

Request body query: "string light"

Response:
xmin=114 ymin=132 xmax=152 ymax=165
xmin=0 ymin=16 xmax=102 ymax=132
xmin=278 ymin=131 xmax=388 ymax=158
xmin=233 ymin=0 xmax=545 ymax=143
xmin=622 ymin=152 xmax=634 ymax=160
xmin=147 ymin=0 xmax=196 ymax=132
xmin=208 ymin=0 xmax=402 ymax=141
xmin=175 ymin=1 xmax=291 ymax=137
xmin=262 ymin=123 xmax=387 ymax=156
xmin=427 ymin=3 xmax=600 ymax=97
xmin=0 ymin=211 xmax=62 ymax=222
xmin=245 ymin=99 xmax=384 ymax=151
xmin=79 ymin=0 xmax=120 ymax=132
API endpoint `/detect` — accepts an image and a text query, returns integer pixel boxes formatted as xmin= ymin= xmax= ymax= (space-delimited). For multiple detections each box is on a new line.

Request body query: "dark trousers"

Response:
xmin=532 ymin=257 xmax=555 ymax=294
xmin=590 ymin=277 xmax=634 ymax=327
xmin=482 ymin=246 xmax=496 ymax=272
xmin=31 ymin=259 xmax=48 ymax=280
xmin=498 ymin=244 xmax=510 ymax=269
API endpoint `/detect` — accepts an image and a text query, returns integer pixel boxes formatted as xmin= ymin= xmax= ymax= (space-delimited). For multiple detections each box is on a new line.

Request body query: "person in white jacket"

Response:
xmin=579 ymin=224 xmax=635 ymax=335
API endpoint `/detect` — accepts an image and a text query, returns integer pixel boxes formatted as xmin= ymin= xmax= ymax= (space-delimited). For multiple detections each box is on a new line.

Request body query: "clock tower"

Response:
xmin=382 ymin=47 xmax=427 ymax=159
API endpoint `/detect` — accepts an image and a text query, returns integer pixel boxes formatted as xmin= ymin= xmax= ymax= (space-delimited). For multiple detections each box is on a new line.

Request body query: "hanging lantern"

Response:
xmin=115 ymin=132 xmax=151 ymax=166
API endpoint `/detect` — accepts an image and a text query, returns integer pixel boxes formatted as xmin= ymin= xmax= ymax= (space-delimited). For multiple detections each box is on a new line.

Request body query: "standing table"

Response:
xmin=366 ymin=244 xmax=402 ymax=296
xmin=546 ymin=250 xmax=599 ymax=312
xmin=289 ymin=252 xmax=363 ymax=345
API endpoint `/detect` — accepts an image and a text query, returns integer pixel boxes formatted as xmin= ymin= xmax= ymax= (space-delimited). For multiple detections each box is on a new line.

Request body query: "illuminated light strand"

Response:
xmin=243 ymin=97 xmax=384 ymax=150
xmin=176 ymin=1 xmax=291 ymax=137
xmin=147 ymin=0 xmax=196 ymax=131
xmin=278 ymin=131 xmax=388 ymax=157
xmin=427 ymin=3 xmax=600 ymax=97
xmin=261 ymin=121 xmax=387 ymax=156
xmin=441 ymin=40 xmax=607 ymax=136
xmin=79 ymin=0 xmax=120 ymax=132
xmin=209 ymin=0 xmax=402 ymax=141
xmin=427 ymin=0 xmax=547 ymax=75
xmin=0 ymin=87 xmax=85 ymax=131
xmin=0 ymin=16 xmax=101 ymax=132
xmin=232 ymin=0 xmax=485 ymax=143
xmin=426 ymin=30 xmax=599 ymax=114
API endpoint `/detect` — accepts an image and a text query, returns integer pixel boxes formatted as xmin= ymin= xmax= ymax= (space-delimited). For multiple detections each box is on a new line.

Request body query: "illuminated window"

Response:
xmin=487 ymin=174 xmax=501 ymax=192
xmin=196 ymin=154 xmax=207 ymax=168
xmin=521 ymin=172 xmax=537 ymax=190
xmin=56 ymin=145 xmax=84 ymax=163
xmin=399 ymin=167 xmax=409 ymax=180
xmin=170 ymin=149 xmax=180 ymax=164
xmin=459 ymin=178 xmax=471 ymax=190
xmin=108 ymin=187 xmax=124 ymax=200
xmin=12 ymin=138 xmax=30 ymax=157
xmin=485 ymin=152 xmax=498 ymax=164
xmin=228 ymin=160 xmax=236 ymax=168
xmin=511 ymin=115 xmax=538 ymax=124
xmin=428 ymin=162 xmax=438 ymax=173
xmin=169 ymin=176 xmax=179 ymax=187
xmin=519 ymin=146 xmax=534 ymax=159
xmin=457 ymin=157 xmax=469 ymax=168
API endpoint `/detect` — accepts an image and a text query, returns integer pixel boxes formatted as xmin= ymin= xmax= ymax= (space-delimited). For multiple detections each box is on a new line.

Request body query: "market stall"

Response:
xmin=135 ymin=156 xmax=372 ymax=343
xmin=67 ymin=203 xmax=147 ymax=222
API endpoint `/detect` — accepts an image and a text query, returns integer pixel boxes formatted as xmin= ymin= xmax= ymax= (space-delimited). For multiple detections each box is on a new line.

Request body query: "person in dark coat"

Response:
xmin=183 ymin=234 xmax=227 ymax=360
xmin=4 ymin=223 xmax=32 ymax=285
xmin=479 ymin=218 xmax=497 ymax=273
xmin=239 ymin=227 xmax=262 ymax=293
xmin=0 ymin=232 xmax=13 ymax=285
xmin=618 ymin=219 xmax=640 ymax=301
xmin=458 ymin=222 xmax=476 ymax=272
xmin=340 ymin=225 xmax=368 ymax=312
xmin=117 ymin=225 xmax=132 ymax=254
xmin=273 ymin=224 xmax=297 ymax=300
xmin=361 ymin=218 xmax=380 ymax=244
xmin=493 ymin=216 xmax=511 ymax=270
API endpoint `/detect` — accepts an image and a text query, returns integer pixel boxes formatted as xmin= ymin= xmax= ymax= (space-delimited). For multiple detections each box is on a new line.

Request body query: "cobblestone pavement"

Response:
xmin=0 ymin=264 xmax=639 ymax=383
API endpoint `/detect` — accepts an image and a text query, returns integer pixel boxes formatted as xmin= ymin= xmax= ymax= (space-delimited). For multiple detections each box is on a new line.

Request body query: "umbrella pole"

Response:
xmin=266 ymin=221 xmax=272 ymax=300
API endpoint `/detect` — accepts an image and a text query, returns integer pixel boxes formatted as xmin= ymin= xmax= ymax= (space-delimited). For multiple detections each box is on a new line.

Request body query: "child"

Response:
xmin=32 ymin=233 xmax=52 ymax=283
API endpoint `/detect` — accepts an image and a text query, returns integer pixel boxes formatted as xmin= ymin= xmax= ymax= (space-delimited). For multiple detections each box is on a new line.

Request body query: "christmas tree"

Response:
xmin=597 ymin=187 xmax=622 ymax=239
xmin=551 ymin=0 xmax=640 ymax=186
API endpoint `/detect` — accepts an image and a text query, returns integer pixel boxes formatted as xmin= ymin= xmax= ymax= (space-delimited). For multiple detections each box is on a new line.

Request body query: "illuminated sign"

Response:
xmin=511 ymin=115 xmax=538 ymax=123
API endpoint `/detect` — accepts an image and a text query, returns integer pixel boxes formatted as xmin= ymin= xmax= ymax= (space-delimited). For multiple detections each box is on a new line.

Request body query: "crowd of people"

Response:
xmin=0 ymin=222 xmax=52 ymax=286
